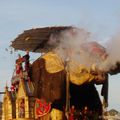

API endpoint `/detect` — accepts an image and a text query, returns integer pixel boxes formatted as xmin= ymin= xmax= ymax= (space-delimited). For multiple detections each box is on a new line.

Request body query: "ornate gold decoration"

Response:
xmin=69 ymin=60 xmax=95 ymax=85
xmin=42 ymin=52 xmax=64 ymax=73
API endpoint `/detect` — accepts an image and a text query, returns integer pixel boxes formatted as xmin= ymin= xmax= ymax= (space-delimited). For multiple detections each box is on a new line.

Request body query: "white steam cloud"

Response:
xmin=49 ymin=27 xmax=103 ymax=68
xmin=48 ymin=27 xmax=120 ymax=73
xmin=103 ymin=32 xmax=120 ymax=71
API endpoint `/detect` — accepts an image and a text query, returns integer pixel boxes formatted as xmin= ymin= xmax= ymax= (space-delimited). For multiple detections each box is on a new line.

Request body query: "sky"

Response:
xmin=0 ymin=0 xmax=120 ymax=111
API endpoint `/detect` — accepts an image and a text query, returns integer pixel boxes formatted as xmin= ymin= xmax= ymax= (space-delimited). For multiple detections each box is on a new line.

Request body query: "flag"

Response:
xmin=35 ymin=98 xmax=51 ymax=118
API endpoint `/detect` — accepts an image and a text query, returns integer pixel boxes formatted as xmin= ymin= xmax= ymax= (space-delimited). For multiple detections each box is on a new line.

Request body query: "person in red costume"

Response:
xmin=16 ymin=54 xmax=23 ymax=75
xmin=69 ymin=105 xmax=75 ymax=120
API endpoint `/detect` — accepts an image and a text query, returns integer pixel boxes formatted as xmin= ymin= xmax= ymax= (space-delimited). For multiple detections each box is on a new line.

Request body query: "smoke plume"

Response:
xmin=49 ymin=27 xmax=103 ymax=68
xmin=104 ymin=32 xmax=120 ymax=71
xmin=48 ymin=27 xmax=120 ymax=73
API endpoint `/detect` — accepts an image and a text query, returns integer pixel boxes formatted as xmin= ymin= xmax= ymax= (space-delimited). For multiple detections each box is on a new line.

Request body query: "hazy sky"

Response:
xmin=0 ymin=0 xmax=120 ymax=111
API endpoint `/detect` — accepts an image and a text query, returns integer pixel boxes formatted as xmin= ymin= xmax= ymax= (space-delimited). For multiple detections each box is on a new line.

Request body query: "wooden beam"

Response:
xmin=0 ymin=92 xmax=5 ymax=94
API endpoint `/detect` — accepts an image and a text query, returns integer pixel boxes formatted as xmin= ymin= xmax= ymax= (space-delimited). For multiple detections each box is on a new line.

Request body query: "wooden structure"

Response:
xmin=16 ymin=79 xmax=34 ymax=119
xmin=11 ymin=26 xmax=71 ymax=52
xmin=2 ymin=86 xmax=16 ymax=120
xmin=2 ymin=80 xmax=35 ymax=120
xmin=3 ymin=26 xmax=119 ymax=120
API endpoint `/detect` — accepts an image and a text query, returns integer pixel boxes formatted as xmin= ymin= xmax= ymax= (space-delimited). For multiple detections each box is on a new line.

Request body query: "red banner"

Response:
xmin=35 ymin=98 xmax=51 ymax=118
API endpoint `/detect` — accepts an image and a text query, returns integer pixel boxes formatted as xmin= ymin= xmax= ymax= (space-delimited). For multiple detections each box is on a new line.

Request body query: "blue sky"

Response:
xmin=0 ymin=0 xmax=120 ymax=111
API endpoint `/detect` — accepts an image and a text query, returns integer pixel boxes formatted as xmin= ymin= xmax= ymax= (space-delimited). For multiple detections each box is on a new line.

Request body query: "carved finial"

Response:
xmin=5 ymin=81 xmax=8 ymax=91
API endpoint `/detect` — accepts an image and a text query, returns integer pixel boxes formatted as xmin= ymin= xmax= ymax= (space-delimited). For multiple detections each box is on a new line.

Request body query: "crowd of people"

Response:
xmin=68 ymin=105 xmax=102 ymax=120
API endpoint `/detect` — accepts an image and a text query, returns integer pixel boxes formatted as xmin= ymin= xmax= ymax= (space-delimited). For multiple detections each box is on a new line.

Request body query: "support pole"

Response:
xmin=65 ymin=61 xmax=70 ymax=119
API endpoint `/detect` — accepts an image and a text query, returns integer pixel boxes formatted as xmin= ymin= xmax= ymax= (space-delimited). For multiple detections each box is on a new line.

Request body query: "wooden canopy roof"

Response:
xmin=11 ymin=26 xmax=72 ymax=52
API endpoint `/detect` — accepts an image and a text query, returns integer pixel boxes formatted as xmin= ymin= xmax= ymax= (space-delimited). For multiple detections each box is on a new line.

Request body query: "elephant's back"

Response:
xmin=32 ymin=56 xmax=66 ymax=108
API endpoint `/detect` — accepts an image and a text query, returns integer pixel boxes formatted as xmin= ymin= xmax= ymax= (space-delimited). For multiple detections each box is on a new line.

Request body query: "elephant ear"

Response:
xmin=69 ymin=60 xmax=95 ymax=85
xmin=42 ymin=52 xmax=64 ymax=73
